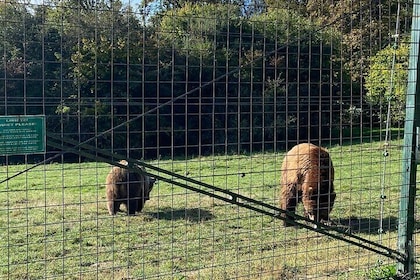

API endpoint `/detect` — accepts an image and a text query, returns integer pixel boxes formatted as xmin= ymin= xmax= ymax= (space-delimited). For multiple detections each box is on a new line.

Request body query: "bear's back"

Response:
xmin=281 ymin=143 xmax=333 ymax=185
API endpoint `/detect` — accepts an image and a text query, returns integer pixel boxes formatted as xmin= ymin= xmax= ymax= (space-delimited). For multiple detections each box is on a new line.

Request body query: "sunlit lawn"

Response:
xmin=0 ymin=139 xmax=416 ymax=279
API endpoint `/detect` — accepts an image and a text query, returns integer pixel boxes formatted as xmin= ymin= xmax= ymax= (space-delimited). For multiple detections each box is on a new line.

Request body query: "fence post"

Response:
xmin=397 ymin=0 xmax=420 ymax=277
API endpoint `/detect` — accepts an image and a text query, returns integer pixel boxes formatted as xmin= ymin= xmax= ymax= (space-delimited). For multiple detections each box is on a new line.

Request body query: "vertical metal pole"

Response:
xmin=397 ymin=0 xmax=420 ymax=277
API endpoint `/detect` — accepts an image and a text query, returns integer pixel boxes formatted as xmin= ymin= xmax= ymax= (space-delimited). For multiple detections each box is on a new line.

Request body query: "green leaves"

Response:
xmin=365 ymin=40 xmax=409 ymax=125
xmin=158 ymin=3 xmax=242 ymax=59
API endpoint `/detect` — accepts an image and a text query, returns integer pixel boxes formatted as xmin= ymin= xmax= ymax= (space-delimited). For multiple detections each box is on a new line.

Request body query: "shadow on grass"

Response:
xmin=333 ymin=216 xmax=398 ymax=234
xmin=147 ymin=207 xmax=215 ymax=222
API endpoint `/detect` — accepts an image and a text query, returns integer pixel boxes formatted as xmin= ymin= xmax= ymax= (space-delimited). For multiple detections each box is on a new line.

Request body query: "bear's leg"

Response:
xmin=280 ymin=185 xmax=298 ymax=227
xmin=302 ymin=185 xmax=317 ymax=224
xmin=106 ymin=187 xmax=118 ymax=215
xmin=318 ymin=191 xmax=336 ymax=223
xmin=126 ymin=183 xmax=140 ymax=215
xmin=107 ymin=200 xmax=114 ymax=215
xmin=136 ymin=188 xmax=146 ymax=212
xmin=126 ymin=198 xmax=138 ymax=215
xmin=137 ymin=199 xmax=145 ymax=212
xmin=107 ymin=200 xmax=120 ymax=215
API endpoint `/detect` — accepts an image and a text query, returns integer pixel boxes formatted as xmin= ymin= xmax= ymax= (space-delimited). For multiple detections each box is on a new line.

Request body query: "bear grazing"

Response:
xmin=280 ymin=143 xmax=335 ymax=227
xmin=105 ymin=160 xmax=155 ymax=215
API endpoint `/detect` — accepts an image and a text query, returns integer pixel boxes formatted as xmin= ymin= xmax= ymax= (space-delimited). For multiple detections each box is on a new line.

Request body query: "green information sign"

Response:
xmin=0 ymin=115 xmax=46 ymax=155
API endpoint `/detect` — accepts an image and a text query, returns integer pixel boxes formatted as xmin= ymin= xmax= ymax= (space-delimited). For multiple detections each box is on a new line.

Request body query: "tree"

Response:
xmin=365 ymin=39 xmax=409 ymax=126
xmin=153 ymin=2 xmax=343 ymax=153
xmin=0 ymin=2 xmax=50 ymax=116
xmin=305 ymin=0 xmax=411 ymax=80
xmin=28 ymin=0 xmax=160 ymax=159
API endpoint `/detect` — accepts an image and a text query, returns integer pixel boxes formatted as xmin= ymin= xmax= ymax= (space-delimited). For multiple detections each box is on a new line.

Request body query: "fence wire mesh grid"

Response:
xmin=0 ymin=0 xmax=418 ymax=279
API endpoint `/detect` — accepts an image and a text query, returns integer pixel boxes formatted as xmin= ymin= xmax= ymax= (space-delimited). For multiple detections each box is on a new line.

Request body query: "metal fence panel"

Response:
xmin=0 ymin=0 xmax=416 ymax=279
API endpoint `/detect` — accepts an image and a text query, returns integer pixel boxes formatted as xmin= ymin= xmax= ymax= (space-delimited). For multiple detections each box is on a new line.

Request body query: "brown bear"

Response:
xmin=105 ymin=160 xmax=155 ymax=215
xmin=280 ymin=143 xmax=335 ymax=227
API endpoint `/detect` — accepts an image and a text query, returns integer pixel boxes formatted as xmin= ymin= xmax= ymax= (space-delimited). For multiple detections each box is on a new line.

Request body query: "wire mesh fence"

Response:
xmin=0 ymin=0 xmax=418 ymax=279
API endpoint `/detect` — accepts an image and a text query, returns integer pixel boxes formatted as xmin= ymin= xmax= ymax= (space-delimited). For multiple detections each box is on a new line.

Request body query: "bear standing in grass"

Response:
xmin=280 ymin=143 xmax=335 ymax=227
xmin=105 ymin=160 xmax=155 ymax=215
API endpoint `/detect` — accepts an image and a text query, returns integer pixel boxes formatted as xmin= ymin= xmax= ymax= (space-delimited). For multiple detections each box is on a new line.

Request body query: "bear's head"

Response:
xmin=144 ymin=176 xmax=156 ymax=201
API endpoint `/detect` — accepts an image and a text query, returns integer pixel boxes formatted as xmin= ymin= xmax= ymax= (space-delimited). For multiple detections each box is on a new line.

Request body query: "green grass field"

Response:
xmin=0 ymin=139 xmax=417 ymax=279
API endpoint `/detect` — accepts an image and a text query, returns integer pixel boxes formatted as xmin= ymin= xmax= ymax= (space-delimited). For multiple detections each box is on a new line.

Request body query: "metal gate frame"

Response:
xmin=397 ymin=0 xmax=420 ymax=278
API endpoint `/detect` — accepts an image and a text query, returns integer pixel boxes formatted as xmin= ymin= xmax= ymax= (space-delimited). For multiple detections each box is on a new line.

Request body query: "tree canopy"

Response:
xmin=0 ymin=0 xmax=411 ymax=159
xmin=365 ymin=38 xmax=409 ymax=126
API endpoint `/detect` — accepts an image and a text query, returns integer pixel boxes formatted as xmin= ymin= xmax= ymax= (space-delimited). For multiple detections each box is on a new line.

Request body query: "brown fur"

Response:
xmin=280 ymin=143 xmax=335 ymax=226
xmin=105 ymin=160 xmax=155 ymax=215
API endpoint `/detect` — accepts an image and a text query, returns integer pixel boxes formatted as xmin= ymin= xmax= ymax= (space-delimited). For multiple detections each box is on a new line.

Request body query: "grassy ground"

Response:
xmin=0 ymin=139 xmax=416 ymax=279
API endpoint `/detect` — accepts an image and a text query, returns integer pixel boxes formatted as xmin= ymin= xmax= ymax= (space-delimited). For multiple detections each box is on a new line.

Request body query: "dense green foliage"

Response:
xmin=0 ymin=0 xmax=411 ymax=159
xmin=365 ymin=39 xmax=409 ymax=126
